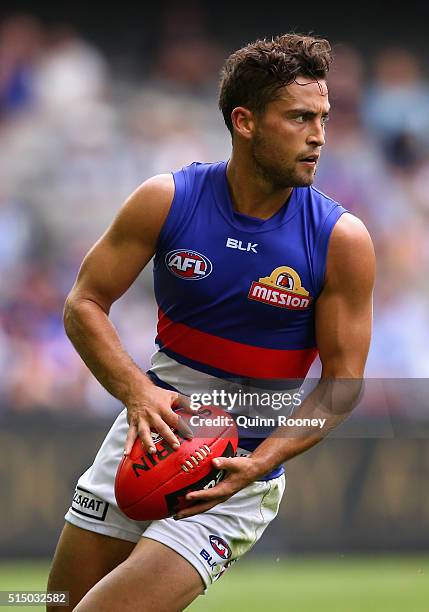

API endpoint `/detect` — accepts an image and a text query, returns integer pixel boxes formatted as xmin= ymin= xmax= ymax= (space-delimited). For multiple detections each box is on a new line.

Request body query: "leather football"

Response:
xmin=115 ymin=404 xmax=238 ymax=520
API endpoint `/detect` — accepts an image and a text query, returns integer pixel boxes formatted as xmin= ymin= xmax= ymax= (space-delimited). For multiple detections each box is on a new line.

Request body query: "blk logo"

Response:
xmin=200 ymin=549 xmax=217 ymax=569
xmin=226 ymin=238 xmax=258 ymax=253
xmin=165 ymin=249 xmax=213 ymax=280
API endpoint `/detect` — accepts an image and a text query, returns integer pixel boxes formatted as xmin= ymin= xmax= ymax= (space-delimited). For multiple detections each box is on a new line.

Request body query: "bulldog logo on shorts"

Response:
xmin=209 ymin=535 xmax=232 ymax=559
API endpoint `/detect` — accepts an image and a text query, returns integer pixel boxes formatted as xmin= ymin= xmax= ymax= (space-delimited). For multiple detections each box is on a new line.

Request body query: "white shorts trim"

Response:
xmin=65 ymin=511 xmax=142 ymax=544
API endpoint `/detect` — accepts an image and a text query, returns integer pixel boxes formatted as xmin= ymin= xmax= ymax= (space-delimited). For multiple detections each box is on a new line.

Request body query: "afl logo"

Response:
xmin=209 ymin=535 xmax=232 ymax=559
xmin=165 ymin=249 xmax=213 ymax=280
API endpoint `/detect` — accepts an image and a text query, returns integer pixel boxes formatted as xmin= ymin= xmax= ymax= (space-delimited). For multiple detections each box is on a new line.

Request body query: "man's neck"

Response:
xmin=226 ymin=153 xmax=293 ymax=220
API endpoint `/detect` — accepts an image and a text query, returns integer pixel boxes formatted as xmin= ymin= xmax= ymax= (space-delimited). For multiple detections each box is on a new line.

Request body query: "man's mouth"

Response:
xmin=299 ymin=154 xmax=319 ymax=166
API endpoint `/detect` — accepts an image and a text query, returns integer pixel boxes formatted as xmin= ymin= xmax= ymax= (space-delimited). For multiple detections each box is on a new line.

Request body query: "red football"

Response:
xmin=114 ymin=404 xmax=238 ymax=520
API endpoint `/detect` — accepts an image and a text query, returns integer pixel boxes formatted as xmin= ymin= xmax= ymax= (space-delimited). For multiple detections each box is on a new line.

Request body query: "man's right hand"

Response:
xmin=124 ymin=385 xmax=194 ymax=456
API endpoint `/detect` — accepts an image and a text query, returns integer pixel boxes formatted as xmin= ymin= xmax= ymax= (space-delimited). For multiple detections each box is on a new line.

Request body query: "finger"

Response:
xmin=160 ymin=406 xmax=193 ymax=442
xmin=137 ymin=420 xmax=157 ymax=454
xmin=176 ymin=415 xmax=194 ymax=440
xmin=172 ymin=393 xmax=194 ymax=414
xmin=124 ymin=423 xmax=138 ymax=456
xmin=151 ymin=416 xmax=181 ymax=450
xmin=212 ymin=457 xmax=241 ymax=471
xmin=185 ymin=482 xmax=233 ymax=503
xmin=174 ymin=497 xmax=229 ymax=520
xmin=168 ymin=391 xmax=180 ymax=408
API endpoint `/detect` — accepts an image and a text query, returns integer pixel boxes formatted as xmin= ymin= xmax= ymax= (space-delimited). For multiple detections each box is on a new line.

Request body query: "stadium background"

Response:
xmin=0 ymin=2 xmax=428 ymax=610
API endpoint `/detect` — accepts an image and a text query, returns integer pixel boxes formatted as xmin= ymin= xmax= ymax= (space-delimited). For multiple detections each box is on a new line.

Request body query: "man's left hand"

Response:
xmin=173 ymin=456 xmax=262 ymax=519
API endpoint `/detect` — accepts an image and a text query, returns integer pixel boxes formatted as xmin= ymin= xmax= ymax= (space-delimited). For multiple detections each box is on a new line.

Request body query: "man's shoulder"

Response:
xmin=131 ymin=173 xmax=175 ymax=207
xmin=113 ymin=174 xmax=176 ymax=241
xmin=331 ymin=212 xmax=373 ymax=246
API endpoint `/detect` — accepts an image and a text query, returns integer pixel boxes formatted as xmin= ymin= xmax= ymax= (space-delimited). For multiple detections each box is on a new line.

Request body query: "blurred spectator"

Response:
xmin=0 ymin=13 xmax=44 ymax=120
xmin=317 ymin=43 xmax=384 ymax=228
xmin=33 ymin=23 xmax=109 ymax=115
xmin=362 ymin=47 xmax=429 ymax=168
xmin=151 ymin=5 xmax=225 ymax=95
xmin=329 ymin=43 xmax=365 ymax=133
xmin=0 ymin=193 xmax=33 ymax=271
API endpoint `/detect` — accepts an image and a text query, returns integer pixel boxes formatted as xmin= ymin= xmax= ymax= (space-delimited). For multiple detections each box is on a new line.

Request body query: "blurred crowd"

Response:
xmin=1 ymin=11 xmax=428 ymax=415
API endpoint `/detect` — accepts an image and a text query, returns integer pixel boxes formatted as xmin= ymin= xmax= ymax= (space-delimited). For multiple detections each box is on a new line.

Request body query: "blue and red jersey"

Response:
xmin=148 ymin=160 xmax=346 ymax=478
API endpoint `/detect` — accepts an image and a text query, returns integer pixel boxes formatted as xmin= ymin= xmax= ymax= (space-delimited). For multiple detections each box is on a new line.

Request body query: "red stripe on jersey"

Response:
xmin=157 ymin=310 xmax=317 ymax=379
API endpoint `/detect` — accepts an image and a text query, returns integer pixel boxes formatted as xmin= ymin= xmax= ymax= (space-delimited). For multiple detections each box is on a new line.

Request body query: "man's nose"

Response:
xmin=307 ymin=121 xmax=325 ymax=147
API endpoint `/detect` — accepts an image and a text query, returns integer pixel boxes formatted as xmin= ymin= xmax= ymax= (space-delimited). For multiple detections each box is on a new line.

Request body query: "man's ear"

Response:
xmin=230 ymin=107 xmax=255 ymax=140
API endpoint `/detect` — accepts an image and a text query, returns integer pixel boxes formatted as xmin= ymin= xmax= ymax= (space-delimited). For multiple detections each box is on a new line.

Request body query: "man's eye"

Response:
xmin=321 ymin=115 xmax=330 ymax=125
xmin=295 ymin=115 xmax=305 ymax=123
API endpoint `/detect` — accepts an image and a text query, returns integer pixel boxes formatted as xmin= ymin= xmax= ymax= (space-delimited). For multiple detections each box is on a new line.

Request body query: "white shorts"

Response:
xmin=65 ymin=408 xmax=286 ymax=587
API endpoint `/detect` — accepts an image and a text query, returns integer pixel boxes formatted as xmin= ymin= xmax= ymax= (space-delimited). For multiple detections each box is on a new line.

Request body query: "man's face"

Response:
xmin=250 ymin=77 xmax=330 ymax=188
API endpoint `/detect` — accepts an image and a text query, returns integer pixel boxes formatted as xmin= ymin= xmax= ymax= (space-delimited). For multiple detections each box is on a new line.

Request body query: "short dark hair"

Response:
xmin=219 ymin=34 xmax=332 ymax=134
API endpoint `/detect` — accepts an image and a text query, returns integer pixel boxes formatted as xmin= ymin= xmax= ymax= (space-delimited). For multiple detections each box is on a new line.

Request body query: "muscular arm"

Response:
xmin=177 ymin=213 xmax=375 ymax=517
xmin=64 ymin=174 xmax=189 ymax=452
xmin=248 ymin=212 xmax=375 ymax=471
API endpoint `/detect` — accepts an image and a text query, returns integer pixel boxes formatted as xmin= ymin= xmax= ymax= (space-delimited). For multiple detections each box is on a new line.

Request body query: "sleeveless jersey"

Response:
xmin=148 ymin=160 xmax=346 ymax=479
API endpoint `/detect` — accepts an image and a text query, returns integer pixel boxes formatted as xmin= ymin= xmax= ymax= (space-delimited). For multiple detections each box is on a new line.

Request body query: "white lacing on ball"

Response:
xmin=181 ymin=445 xmax=211 ymax=472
